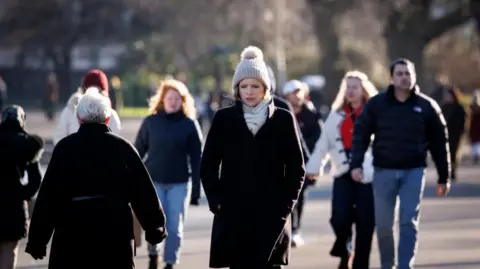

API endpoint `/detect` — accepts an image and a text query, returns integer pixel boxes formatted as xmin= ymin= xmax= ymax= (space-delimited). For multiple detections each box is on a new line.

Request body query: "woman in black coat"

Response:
xmin=25 ymin=88 xmax=167 ymax=269
xmin=200 ymin=46 xmax=305 ymax=269
xmin=0 ymin=105 xmax=43 ymax=269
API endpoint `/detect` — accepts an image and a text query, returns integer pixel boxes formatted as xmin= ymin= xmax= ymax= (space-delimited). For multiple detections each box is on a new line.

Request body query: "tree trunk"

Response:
xmin=385 ymin=30 xmax=433 ymax=93
xmin=312 ymin=15 xmax=345 ymax=105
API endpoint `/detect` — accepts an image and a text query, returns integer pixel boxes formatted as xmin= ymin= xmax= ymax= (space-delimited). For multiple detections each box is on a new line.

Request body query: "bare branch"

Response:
xmin=423 ymin=4 xmax=472 ymax=43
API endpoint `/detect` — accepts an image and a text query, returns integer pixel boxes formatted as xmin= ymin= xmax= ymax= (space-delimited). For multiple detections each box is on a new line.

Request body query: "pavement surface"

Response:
xmin=14 ymin=111 xmax=480 ymax=269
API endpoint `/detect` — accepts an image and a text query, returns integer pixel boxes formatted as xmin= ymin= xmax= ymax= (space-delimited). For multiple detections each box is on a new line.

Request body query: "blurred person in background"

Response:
xmin=441 ymin=86 xmax=467 ymax=181
xmin=267 ymin=65 xmax=313 ymax=178
xmin=80 ymin=69 xmax=121 ymax=133
xmin=266 ymin=65 xmax=292 ymax=112
xmin=25 ymin=88 xmax=167 ymax=269
xmin=281 ymin=79 xmax=322 ymax=248
xmin=0 ymin=76 xmax=7 ymax=114
xmin=200 ymin=46 xmax=305 ymax=269
xmin=53 ymin=90 xmax=83 ymax=145
xmin=53 ymin=70 xmax=121 ymax=145
xmin=0 ymin=105 xmax=44 ymax=269
xmin=469 ymin=90 xmax=480 ymax=164
xmin=134 ymin=79 xmax=203 ymax=269
xmin=305 ymin=71 xmax=377 ymax=269
xmin=43 ymin=73 xmax=59 ymax=122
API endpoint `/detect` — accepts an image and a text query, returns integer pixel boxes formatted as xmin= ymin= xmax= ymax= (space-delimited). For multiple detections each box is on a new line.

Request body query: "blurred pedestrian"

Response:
xmin=469 ymin=90 xmax=480 ymax=164
xmin=350 ymin=58 xmax=450 ymax=269
xmin=43 ymin=73 xmax=59 ymax=122
xmin=0 ymin=76 xmax=7 ymax=114
xmin=281 ymin=79 xmax=322 ymax=247
xmin=135 ymin=79 xmax=203 ymax=269
xmin=0 ymin=105 xmax=44 ymax=269
xmin=306 ymin=71 xmax=377 ymax=269
xmin=200 ymin=46 xmax=305 ymax=269
xmin=52 ymin=90 xmax=82 ymax=145
xmin=441 ymin=86 xmax=467 ymax=181
xmin=80 ymin=69 xmax=121 ymax=134
xmin=53 ymin=70 xmax=122 ymax=145
xmin=25 ymin=88 xmax=167 ymax=269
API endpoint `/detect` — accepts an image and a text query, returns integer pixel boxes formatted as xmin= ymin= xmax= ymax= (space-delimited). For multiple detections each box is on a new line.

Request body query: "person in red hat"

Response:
xmin=53 ymin=69 xmax=121 ymax=145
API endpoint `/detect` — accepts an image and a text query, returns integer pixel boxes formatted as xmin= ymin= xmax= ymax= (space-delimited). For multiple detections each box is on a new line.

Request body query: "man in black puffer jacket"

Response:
xmin=0 ymin=105 xmax=44 ymax=269
xmin=350 ymin=58 xmax=450 ymax=269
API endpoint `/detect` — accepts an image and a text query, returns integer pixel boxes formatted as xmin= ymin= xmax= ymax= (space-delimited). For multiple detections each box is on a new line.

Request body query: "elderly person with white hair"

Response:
xmin=25 ymin=88 xmax=167 ymax=269
xmin=53 ymin=69 xmax=122 ymax=146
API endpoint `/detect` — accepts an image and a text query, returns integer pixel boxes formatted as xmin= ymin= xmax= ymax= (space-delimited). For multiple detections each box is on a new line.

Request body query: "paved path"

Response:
xmin=15 ymin=166 xmax=480 ymax=269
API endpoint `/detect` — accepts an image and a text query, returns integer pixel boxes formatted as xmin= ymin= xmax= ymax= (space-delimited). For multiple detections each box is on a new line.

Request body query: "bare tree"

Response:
xmin=371 ymin=0 xmax=473 ymax=90
xmin=1 ymin=0 xmax=132 ymax=99
xmin=306 ymin=0 xmax=355 ymax=102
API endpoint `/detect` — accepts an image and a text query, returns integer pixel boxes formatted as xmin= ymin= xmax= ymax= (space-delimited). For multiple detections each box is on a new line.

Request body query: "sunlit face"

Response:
xmin=392 ymin=63 xmax=416 ymax=90
xmin=345 ymin=77 xmax=365 ymax=106
xmin=238 ymin=78 xmax=266 ymax=107
xmin=286 ymin=89 xmax=304 ymax=107
xmin=163 ymin=89 xmax=182 ymax=113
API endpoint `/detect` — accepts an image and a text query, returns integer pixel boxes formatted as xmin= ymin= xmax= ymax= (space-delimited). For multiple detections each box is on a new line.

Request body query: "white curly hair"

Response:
xmin=76 ymin=87 xmax=112 ymax=123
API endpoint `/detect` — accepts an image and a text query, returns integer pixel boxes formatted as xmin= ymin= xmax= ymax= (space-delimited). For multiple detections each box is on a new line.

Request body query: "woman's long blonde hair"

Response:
xmin=331 ymin=70 xmax=378 ymax=111
xmin=148 ymin=79 xmax=197 ymax=120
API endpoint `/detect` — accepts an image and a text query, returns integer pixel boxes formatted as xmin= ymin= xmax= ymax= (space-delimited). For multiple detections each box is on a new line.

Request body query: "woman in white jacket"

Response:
xmin=53 ymin=89 xmax=121 ymax=145
xmin=53 ymin=69 xmax=122 ymax=145
xmin=305 ymin=71 xmax=377 ymax=269
xmin=53 ymin=90 xmax=82 ymax=145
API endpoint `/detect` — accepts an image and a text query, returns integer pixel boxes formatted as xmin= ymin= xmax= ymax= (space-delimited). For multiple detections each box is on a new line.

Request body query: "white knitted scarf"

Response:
xmin=243 ymin=98 xmax=271 ymax=135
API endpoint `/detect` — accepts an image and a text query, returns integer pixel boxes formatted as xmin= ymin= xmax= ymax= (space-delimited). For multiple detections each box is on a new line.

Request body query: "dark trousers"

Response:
xmin=330 ymin=172 xmax=375 ymax=269
xmin=291 ymin=184 xmax=308 ymax=233
xmin=449 ymin=138 xmax=460 ymax=180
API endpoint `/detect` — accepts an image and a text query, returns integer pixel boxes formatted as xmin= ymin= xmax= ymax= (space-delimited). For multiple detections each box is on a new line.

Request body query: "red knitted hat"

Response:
xmin=82 ymin=69 xmax=109 ymax=94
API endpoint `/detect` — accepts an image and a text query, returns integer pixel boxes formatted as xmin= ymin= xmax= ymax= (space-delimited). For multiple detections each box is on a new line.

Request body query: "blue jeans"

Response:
xmin=373 ymin=168 xmax=425 ymax=269
xmin=148 ymin=182 xmax=191 ymax=265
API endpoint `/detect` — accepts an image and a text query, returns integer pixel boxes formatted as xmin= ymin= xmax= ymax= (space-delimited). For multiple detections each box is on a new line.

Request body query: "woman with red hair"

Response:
xmin=135 ymin=79 xmax=202 ymax=269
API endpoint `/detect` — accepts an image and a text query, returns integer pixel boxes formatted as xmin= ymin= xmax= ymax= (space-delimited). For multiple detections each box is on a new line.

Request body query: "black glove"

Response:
xmin=145 ymin=227 xmax=167 ymax=245
xmin=25 ymin=242 xmax=46 ymax=260
xmin=190 ymin=197 xmax=200 ymax=206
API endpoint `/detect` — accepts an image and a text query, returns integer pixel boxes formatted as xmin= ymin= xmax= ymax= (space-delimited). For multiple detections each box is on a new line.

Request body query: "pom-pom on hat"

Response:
xmin=232 ymin=46 xmax=271 ymax=95
xmin=82 ymin=69 xmax=109 ymax=95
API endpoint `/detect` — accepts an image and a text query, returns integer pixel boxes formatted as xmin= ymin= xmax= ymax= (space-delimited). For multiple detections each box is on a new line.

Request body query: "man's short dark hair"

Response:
xmin=389 ymin=58 xmax=415 ymax=76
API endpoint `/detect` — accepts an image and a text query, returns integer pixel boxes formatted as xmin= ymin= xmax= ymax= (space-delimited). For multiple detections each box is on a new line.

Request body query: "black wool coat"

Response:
xmin=0 ymin=122 xmax=44 ymax=241
xmin=26 ymin=123 xmax=166 ymax=269
xmin=200 ymin=100 xmax=305 ymax=268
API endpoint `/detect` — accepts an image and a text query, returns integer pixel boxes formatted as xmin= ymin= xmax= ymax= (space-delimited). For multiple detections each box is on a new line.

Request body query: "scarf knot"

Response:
xmin=243 ymin=98 xmax=271 ymax=135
